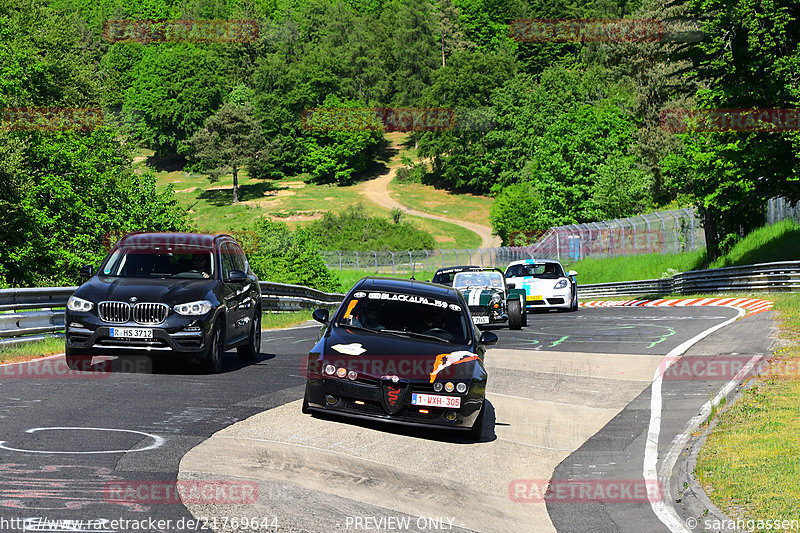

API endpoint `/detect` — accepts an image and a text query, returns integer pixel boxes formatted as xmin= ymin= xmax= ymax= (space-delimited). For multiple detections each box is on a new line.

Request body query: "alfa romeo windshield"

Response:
xmin=337 ymin=294 xmax=470 ymax=345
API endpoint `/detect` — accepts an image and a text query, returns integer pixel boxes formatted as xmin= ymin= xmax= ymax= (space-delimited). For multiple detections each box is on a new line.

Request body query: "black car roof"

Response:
xmin=117 ymin=232 xmax=232 ymax=250
xmin=355 ymin=277 xmax=463 ymax=302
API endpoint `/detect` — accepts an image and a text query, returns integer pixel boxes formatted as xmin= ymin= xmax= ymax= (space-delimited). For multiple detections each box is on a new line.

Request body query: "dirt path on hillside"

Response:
xmin=360 ymin=135 xmax=501 ymax=248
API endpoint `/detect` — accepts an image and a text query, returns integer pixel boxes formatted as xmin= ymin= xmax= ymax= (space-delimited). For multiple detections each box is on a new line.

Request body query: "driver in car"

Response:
xmin=190 ymin=254 xmax=211 ymax=278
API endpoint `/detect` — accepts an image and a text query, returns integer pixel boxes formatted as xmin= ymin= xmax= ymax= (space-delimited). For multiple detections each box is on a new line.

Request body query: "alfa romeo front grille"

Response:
xmin=132 ymin=303 xmax=169 ymax=325
xmin=98 ymin=302 xmax=130 ymax=323
xmin=98 ymin=302 xmax=169 ymax=324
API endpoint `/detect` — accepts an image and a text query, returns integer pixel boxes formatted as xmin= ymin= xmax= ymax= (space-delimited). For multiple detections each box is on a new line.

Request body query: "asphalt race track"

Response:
xmin=0 ymin=306 xmax=775 ymax=533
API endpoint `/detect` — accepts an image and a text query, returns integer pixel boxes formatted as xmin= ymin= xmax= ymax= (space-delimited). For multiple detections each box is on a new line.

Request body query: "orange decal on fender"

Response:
xmin=430 ymin=351 xmax=479 ymax=383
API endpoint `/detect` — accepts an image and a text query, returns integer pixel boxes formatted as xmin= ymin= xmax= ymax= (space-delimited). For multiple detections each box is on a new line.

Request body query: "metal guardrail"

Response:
xmin=578 ymin=261 xmax=800 ymax=298
xmin=0 ymin=282 xmax=344 ymax=349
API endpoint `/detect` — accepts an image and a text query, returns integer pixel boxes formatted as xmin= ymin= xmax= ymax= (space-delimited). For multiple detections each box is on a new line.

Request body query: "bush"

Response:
xmin=308 ymin=204 xmax=436 ymax=251
xmin=0 ymin=129 xmax=190 ymax=287
xmin=489 ymin=183 xmax=551 ymax=246
xmin=233 ymin=220 xmax=341 ymax=293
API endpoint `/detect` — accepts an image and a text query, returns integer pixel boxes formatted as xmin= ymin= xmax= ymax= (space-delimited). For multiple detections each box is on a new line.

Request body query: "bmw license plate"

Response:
xmin=110 ymin=327 xmax=153 ymax=339
xmin=412 ymin=394 xmax=461 ymax=408
xmin=472 ymin=316 xmax=490 ymax=325
xmin=526 ymin=295 xmax=543 ymax=301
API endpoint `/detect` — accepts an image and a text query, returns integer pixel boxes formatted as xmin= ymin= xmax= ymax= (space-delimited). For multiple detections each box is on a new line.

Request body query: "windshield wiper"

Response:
xmin=379 ymin=329 xmax=456 ymax=344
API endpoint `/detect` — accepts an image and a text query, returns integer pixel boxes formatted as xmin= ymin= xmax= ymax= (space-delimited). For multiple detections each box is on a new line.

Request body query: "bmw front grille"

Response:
xmin=132 ymin=303 xmax=169 ymax=325
xmin=98 ymin=302 xmax=169 ymax=325
xmin=98 ymin=301 xmax=130 ymax=323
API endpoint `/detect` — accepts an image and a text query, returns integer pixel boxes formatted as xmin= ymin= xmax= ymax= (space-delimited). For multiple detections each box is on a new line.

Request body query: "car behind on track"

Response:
xmin=504 ymin=259 xmax=578 ymax=312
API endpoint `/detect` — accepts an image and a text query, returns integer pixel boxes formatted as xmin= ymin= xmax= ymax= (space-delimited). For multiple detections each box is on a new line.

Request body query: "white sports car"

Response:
xmin=504 ymin=259 xmax=578 ymax=312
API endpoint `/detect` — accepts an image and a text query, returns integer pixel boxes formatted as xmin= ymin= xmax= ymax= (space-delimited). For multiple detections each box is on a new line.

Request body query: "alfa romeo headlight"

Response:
xmin=174 ymin=300 xmax=213 ymax=315
xmin=554 ymin=279 xmax=568 ymax=290
xmin=67 ymin=296 xmax=93 ymax=312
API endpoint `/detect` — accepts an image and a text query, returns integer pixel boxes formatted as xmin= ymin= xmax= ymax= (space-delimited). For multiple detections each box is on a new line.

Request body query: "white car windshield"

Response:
xmin=506 ymin=263 xmax=565 ymax=279
xmin=452 ymin=271 xmax=504 ymax=289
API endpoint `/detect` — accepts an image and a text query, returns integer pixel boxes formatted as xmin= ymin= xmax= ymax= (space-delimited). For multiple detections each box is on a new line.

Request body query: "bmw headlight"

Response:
xmin=174 ymin=300 xmax=213 ymax=315
xmin=554 ymin=279 xmax=569 ymax=290
xmin=67 ymin=296 xmax=93 ymax=312
xmin=491 ymin=293 xmax=501 ymax=304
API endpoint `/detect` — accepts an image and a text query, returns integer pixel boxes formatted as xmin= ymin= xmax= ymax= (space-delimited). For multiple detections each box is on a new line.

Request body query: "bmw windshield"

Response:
xmin=101 ymin=246 xmax=215 ymax=279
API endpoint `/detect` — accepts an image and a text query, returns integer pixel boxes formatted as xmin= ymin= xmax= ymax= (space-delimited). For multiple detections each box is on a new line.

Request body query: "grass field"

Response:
xmin=569 ymin=220 xmax=800 ymax=284
xmin=695 ymin=292 xmax=800 ymax=521
xmin=388 ymin=180 xmax=494 ymax=228
xmin=141 ymin=147 xmax=482 ymax=249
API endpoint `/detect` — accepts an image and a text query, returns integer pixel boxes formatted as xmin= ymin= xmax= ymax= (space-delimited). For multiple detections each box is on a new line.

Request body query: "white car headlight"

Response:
xmin=67 ymin=296 xmax=93 ymax=312
xmin=554 ymin=279 xmax=569 ymax=290
xmin=174 ymin=300 xmax=213 ymax=315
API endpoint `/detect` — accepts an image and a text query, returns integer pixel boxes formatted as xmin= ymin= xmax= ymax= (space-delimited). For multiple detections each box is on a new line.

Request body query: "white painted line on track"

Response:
xmin=643 ymin=306 xmax=745 ymax=532
xmin=0 ymin=427 xmax=165 ymax=454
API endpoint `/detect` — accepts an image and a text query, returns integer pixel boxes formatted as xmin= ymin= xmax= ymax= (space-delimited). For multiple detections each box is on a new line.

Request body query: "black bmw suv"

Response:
xmin=65 ymin=232 xmax=262 ymax=373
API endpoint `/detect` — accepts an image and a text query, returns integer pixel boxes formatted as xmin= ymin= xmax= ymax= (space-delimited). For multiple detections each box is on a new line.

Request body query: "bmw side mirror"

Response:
xmin=227 ymin=269 xmax=247 ymax=282
xmin=312 ymin=308 xmax=329 ymax=325
xmin=568 ymin=270 xmax=577 ymax=277
xmin=479 ymin=331 xmax=498 ymax=346
xmin=79 ymin=265 xmax=94 ymax=279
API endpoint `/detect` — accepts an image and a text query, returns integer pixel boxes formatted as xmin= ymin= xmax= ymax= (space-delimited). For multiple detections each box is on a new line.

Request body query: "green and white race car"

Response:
xmin=452 ymin=268 xmax=527 ymax=330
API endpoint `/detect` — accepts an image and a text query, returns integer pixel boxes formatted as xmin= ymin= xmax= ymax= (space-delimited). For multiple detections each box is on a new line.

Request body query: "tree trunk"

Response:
xmin=441 ymin=31 xmax=446 ymax=67
xmin=703 ymin=208 xmax=719 ymax=261
xmin=232 ymin=165 xmax=239 ymax=203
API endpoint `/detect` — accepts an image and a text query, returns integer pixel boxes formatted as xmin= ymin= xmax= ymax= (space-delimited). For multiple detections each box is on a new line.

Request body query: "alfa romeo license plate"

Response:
xmin=110 ymin=327 xmax=153 ymax=339
xmin=412 ymin=394 xmax=461 ymax=408
xmin=472 ymin=316 xmax=490 ymax=324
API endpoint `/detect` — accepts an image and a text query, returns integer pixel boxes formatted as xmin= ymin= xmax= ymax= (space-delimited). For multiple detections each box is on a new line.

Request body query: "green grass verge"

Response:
xmin=0 ymin=312 xmax=314 ymax=364
xmin=570 ymin=220 xmax=800 ymax=284
xmin=0 ymin=337 xmax=65 ymax=362
xmin=695 ymin=292 xmax=800 ymax=521
xmin=261 ymin=310 xmax=314 ymax=329
xmin=568 ymin=251 xmax=706 ymax=284
xmin=334 ymin=269 xmax=438 ymax=291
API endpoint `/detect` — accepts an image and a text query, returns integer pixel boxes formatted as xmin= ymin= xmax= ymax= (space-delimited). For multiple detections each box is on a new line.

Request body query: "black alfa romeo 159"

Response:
xmin=65 ymin=232 xmax=262 ymax=373
xmin=303 ymin=277 xmax=497 ymax=440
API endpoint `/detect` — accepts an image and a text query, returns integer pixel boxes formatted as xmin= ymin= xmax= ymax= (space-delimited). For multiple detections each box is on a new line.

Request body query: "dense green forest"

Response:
xmin=0 ymin=0 xmax=798 ymax=287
